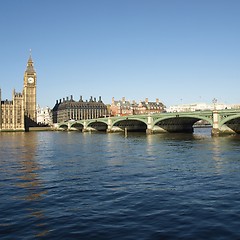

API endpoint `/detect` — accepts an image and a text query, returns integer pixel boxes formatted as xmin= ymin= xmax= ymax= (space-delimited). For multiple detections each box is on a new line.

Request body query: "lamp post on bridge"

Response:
xmin=212 ymin=98 xmax=217 ymax=110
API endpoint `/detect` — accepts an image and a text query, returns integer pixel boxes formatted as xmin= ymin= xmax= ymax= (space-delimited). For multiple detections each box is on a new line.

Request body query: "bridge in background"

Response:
xmin=55 ymin=109 xmax=240 ymax=136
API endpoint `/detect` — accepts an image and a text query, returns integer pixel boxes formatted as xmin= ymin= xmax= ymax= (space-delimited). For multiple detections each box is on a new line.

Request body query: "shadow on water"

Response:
xmin=109 ymin=127 xmax=212 ymax=141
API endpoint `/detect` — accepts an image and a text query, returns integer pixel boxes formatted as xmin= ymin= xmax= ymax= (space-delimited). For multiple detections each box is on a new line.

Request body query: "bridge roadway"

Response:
xmin=56 ymin=109 xmax=240 ymax=136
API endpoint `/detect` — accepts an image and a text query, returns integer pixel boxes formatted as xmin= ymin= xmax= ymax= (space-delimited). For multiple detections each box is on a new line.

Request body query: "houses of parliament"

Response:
xmin=0 ymin=54 xmax=37 ymax=131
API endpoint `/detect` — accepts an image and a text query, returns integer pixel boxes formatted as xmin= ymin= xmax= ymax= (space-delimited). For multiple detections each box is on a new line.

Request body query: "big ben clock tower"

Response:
xmin=23 ymin=52 xmax=37 ymax=127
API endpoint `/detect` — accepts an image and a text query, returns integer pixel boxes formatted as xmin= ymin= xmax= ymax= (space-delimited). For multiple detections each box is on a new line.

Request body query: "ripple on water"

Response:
xmin=1 ymin=131 xmax=240 ymax=239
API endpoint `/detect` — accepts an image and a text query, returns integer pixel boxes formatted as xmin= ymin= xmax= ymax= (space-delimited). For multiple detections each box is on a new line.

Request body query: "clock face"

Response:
xmin=28 ymin=77 xmax=34 ymax=84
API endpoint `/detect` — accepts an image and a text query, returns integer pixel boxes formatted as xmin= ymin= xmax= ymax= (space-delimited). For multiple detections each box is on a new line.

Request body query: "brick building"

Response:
xmin=110 ymin=97 xmax=165 ymax=116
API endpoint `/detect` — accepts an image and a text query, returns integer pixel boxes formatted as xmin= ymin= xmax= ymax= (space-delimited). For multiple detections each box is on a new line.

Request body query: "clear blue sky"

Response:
xmin=0 ymin=0 xmax=239 ymax=108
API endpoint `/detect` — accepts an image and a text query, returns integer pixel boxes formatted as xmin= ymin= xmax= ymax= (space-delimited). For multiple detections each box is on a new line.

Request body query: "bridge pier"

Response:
xmin=146 ymin=114 xmax=154 ymax=134
xmin=211 ymin=110 xmax=236 ymax=136
xmin=106 ymin=118 xmax=115 ymax=133
xmin=106 ymin=118 xmax=124 ymax=133
xmin=211 ymin=110 xmax=221 ymax=136
xmin=211 ymin=128 xmax=220 ymax=136
xmin=212 ymin=124 xmax=237 ymax=136
xmin=81 ymin=120 xmax=88 ymax=132
xmin=106 ymin=126 xmax=124 ymax=133
xmin=146 ymin=129 xmax=153 ymax=134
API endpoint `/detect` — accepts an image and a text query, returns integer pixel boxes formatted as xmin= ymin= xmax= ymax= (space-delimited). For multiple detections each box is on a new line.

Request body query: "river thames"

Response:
xmin=1 ymin=128 xmax=240 ymax=239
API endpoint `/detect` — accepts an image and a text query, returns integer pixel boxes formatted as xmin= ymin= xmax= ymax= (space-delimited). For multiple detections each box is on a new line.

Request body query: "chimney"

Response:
xmin=156 ymin=98 xmax=159 ymax=103
xmin=66 ymin=96 xmax=69 ymax=101
xmin=56 ymin=100 xmax=58 ymax=104
xmin=63 ymin=98 xmax=65 ymax=102
xmin=80 ymin=95 xmax=83 ymax=102
xmin=112 ymin=97 xmax=115 ymax=104
xmin=122 ymin=97 xmax=125 ymax=103
xmin=99 ymin=96 xmax=102 ymax=102
xmin=71 ymin=95 xmax=73 ymax=100
xmin=94 ymin=97 xmax=96 ymax=102
xmin=145 ymin=98 xmax=148 ymax=104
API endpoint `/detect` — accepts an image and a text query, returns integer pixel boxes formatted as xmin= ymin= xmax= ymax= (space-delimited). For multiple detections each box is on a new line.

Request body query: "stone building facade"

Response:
xmin=37 ymin=105 xmax=52 ymax=126
xmin=52 ymin=95 xmax=108 ymax=123
xmin=0 ymin=55 xmax=37 ymax=131
xmin=0 ymin=90 xmax=25 ymax=131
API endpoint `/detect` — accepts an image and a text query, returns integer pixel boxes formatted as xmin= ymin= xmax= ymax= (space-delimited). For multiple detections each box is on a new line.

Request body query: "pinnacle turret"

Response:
xmin=25 ymin=51 xmax=35 ymax=74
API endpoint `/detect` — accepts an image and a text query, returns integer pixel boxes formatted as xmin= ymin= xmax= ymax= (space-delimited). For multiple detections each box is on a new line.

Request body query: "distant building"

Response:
xmin=0 ymin=55 xmax=37 ymax=131
xmin=52 ymin=95 xmax=108 ymax=123
xmin=110 ymin=97 xmax=166 ymax=116
xmin=110 ymin=97 xmax=133 ymax=116
xmin=37 ymin=105 xmax=52 ymax=126
xmin=134 ymin=98 xmax=166 ymax=115
xmin=167 ymin=102 xmax=232 ymax=112
xmin=231 ymin=104 xmax=240 ymax=109
xmin=0 ymin=90 xmax=25 ymax=131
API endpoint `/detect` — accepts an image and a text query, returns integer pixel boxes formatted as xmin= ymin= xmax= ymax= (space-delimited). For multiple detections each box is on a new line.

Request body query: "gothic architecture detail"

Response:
xmin=0 ymin=54 xmax=37 ymax=131
xmin=23 ymin=54 xmax=37 ymax=127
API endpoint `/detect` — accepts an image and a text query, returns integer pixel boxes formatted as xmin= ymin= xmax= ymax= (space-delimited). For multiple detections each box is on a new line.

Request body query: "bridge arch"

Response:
xmin=58 ymin=123 xmax=68 ymax=131
xmin=219 ymin=114 xmax=240 ymax=126
xmin=153 ymin=115 xmax=212 ymax=133
xmin=219 ymin=113 xmax=240 ymax=134
xmin=153 ymin=114 xmax=212 ymax=125
xmin=112 ymin=118 xmax=147 ymax=132
xmin=87 ymin=120 xmax=108 ymax=131
xmin=70 ymin=122 xmax=84 ymax=131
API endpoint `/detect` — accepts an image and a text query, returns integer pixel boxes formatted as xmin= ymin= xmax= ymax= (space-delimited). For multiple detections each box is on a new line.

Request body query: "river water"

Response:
xmin=1 ymin=128 xmax=240 ymax=239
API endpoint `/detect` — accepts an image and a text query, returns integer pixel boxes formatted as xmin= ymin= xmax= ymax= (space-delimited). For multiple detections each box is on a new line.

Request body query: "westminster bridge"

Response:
xmin=55 ymin=109 xmax=240 ymax=136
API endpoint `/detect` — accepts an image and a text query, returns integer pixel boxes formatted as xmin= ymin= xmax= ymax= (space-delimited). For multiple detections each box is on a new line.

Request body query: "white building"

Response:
xmin=37 ymin=105 xmax=52 ymax=125
xmin=167 ymin=102 xmax=232 ymax=113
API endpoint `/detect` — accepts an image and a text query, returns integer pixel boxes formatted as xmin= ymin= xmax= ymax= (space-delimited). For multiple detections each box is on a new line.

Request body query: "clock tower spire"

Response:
xmin=23 ymin=51 xmax=37 ymax=127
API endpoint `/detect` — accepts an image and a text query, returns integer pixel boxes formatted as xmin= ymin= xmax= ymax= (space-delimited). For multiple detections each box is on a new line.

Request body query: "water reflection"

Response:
xmin=105 ymin=133 xmax=128 ymax=167
xmin=13 ymin=133 xmax=49 ymax=237
xmin=211 ymin=137 xmax=224 ymax=173
xmin=2 ymin=131 xmax=240 ymax=239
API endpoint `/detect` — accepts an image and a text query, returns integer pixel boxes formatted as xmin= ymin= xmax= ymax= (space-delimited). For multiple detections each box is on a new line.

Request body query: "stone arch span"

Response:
xmin=219 ymin=114 xmax=240 ymax=134
xmin=87 ymin=120 xmax=108 ymax=132
xmin=70 ymin=123 xmax=84 ymax=131
xmin=112 ymin=119 xmax=147 ymax=132
xmin=58 ymin=124 xmax=68 ymax=131
xmin=153 ymin=115 xmax=213 ymax=133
